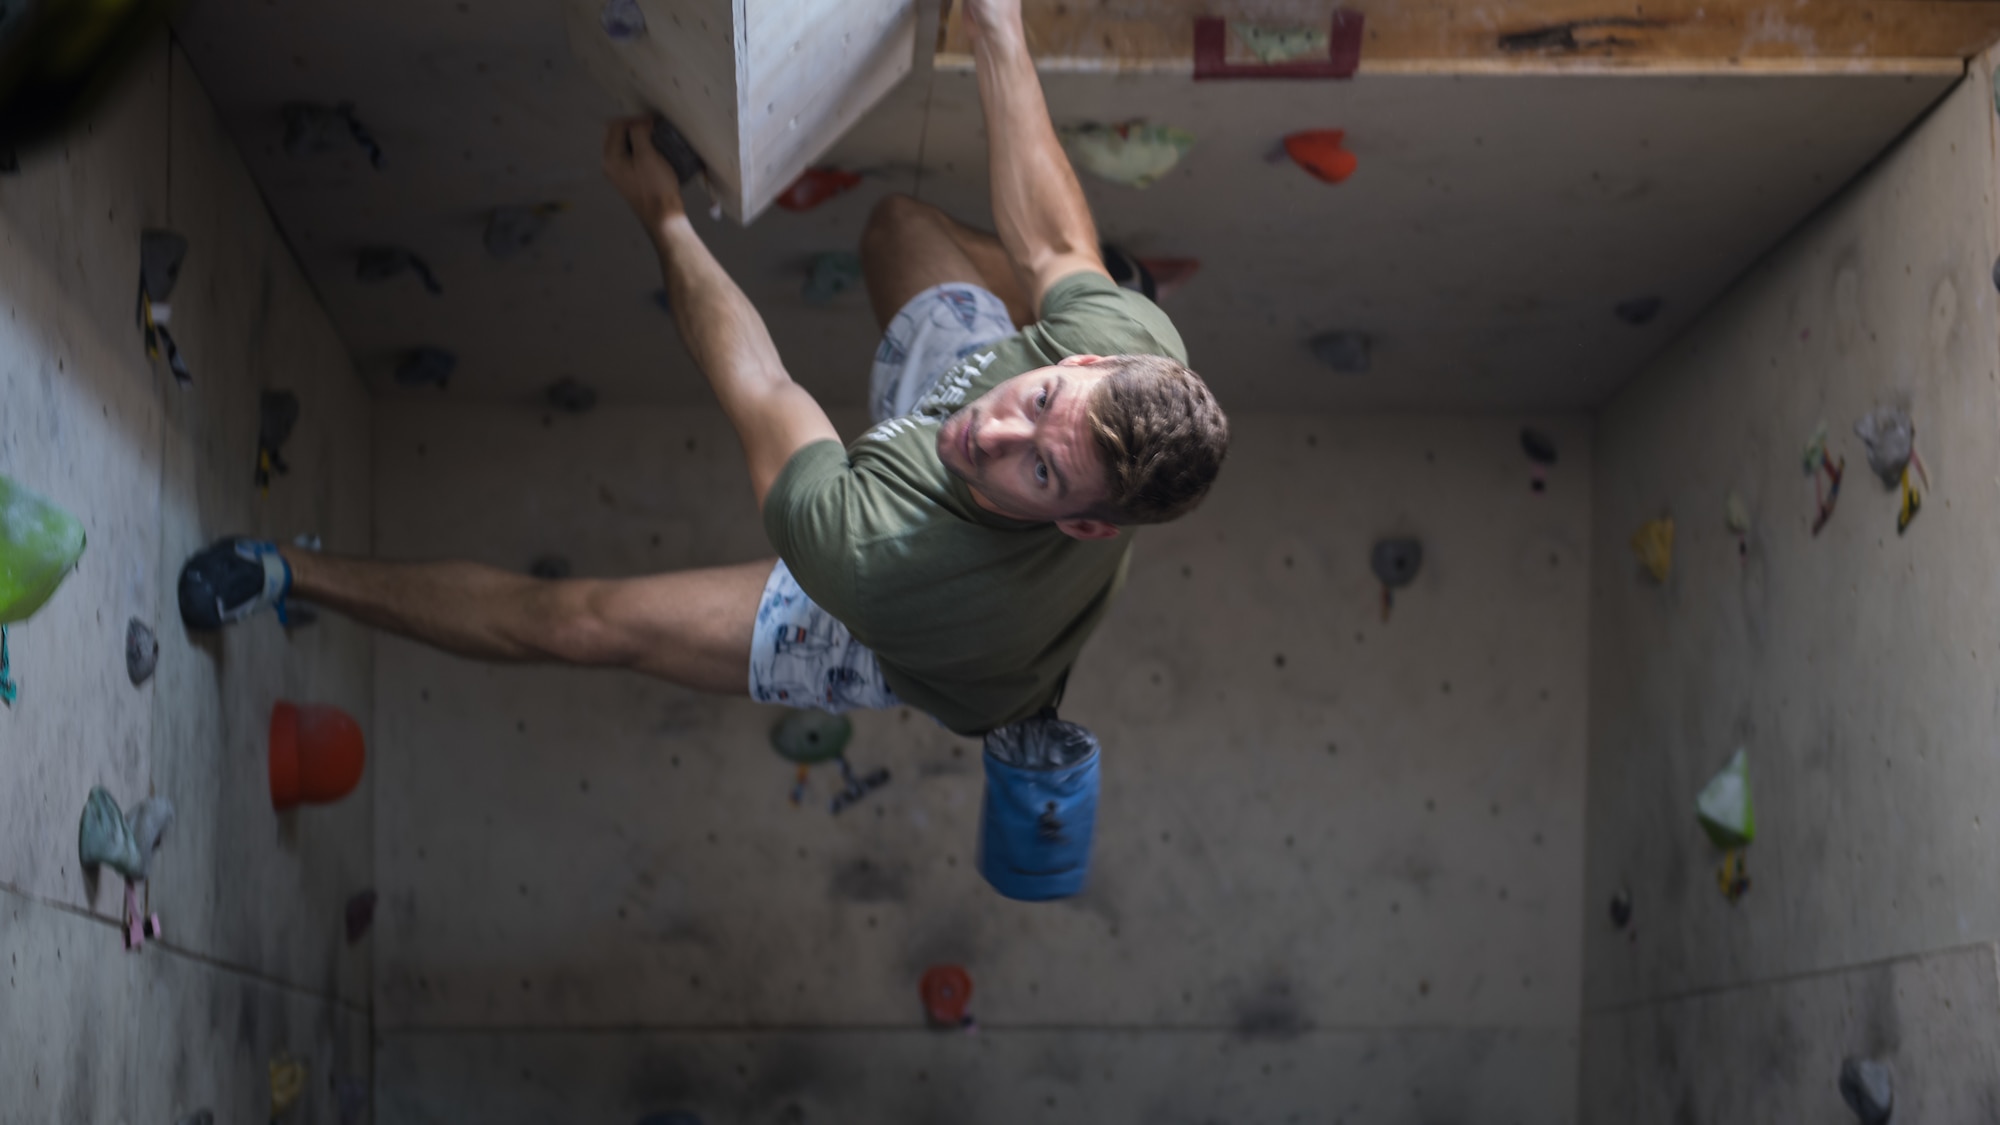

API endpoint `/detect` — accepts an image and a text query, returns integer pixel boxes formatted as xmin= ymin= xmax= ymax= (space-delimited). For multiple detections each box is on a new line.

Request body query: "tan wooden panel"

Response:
xmin=939 ymin=0 xmax=2000 ymax=69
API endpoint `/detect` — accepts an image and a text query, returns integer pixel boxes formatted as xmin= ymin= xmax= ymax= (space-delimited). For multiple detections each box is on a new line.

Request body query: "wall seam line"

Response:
xmin=0 ymin=877 xmax=368 ymax=1016
xmin=1583 ymin=938 xmax=2000 ymax=1017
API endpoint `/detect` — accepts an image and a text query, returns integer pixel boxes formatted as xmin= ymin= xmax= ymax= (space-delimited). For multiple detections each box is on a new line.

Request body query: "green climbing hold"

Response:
xmin=1696 ymin=748 xmax=1755 ymax=849
xmin=79 ymin=787 xmax=143 ymax=879
xmin=1058 ymin=121 xmax=1194 ymax=189
xmin=803 ymin=251 xmax=863 ymax=305
xmin=0 ymin=474 xmax=86 ymax=624
xmin=769 ymin=711 xmax=852 ymax=764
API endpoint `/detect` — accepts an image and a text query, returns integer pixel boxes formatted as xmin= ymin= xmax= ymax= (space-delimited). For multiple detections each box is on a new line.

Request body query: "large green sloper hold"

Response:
xmin=1696 ymin=748 xmax=1756 ymax=849
xmin=0 ymin=474 xmax=86 ymax=624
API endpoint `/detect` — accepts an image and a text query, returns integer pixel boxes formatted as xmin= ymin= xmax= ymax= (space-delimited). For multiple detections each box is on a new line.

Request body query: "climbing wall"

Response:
xmin=169 ymin=0 xmax=1957 ymax=415
xmin=0 ymin=40 xmax=376 ymax=1125
xmin=367 ymin=404 xmax=1592 ymax=1121
xmin=1582 ymin=49 xmax=2000 ymax=1116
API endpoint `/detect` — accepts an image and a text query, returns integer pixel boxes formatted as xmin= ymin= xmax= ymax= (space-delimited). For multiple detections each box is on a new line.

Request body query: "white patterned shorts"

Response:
xmin=749 ymin=283 xmax=1016 ymax=713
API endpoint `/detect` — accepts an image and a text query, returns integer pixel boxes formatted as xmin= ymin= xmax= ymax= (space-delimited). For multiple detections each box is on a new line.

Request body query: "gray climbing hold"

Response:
xmin=546 ymin=376 xmax=597 ymax=414
xmin=1615 ymin=296 xmax=1662 ymax=325
xmin=1309 ymin=330 xmax=1371 ymax=374
xmin=1853 ymin=407 xmax=1914 ymax=488
xmin=356 ymin=247 xmax=442 ymax=294
xmin=1839 ymin=1056 xmax=1893 ymax=1125
xmin=484 ymin=205 xmax=562 ymax=260
xmin=395 ymin=347 xmax=456 ymax=388
xmin=1370 ymin=538 xmax=1422 ymax=589
xmin=282 ymin=101 xmax=382 ymax=168
xmin=78 ymin=787 xmax=142 ymax=879
xmin=528 ymin=555 xmax=571 ymax=580
xmin=648 ymin=117 xmax=705 ymax=185
xmin=601 ymin=0 xmax=647 ymax=39
xmin=126 ymin=796 xmax=174 ymax=881
xmin=125 ymin=618 xmax=157 ymax=685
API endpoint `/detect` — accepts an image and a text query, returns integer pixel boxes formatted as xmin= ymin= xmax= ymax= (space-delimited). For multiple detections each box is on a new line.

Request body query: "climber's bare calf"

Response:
xmin=281 ymin=550 xmax=770 ymax=695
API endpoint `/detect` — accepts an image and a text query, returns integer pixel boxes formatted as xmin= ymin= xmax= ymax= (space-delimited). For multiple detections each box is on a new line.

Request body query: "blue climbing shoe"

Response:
xmin=176 ymin=538 xmax=290 ymax=630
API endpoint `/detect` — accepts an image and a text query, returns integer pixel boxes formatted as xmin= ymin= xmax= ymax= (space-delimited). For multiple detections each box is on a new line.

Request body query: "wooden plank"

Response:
xmin=568 ymin=0 xmax=918 ymax=222
xmin=938 ymin=1 xmax=2000 ymax=70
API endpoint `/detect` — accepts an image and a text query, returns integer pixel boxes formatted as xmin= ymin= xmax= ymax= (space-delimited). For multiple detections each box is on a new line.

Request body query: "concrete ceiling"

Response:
xmin=173 ymin=0 xmax=1958 ymax=413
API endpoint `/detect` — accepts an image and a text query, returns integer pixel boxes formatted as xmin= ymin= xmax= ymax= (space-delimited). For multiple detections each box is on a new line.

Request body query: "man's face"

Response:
xmin=935 ymin=355 xmax=1121 ymax=540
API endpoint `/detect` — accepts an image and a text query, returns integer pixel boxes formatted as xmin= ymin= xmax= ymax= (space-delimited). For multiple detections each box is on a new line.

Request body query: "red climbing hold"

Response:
xmin=1283 ymin=130 xmax=1357 ymax=184
xmin=269 ymin=702 xmax=367 ymax=810
xmin=775 ymin=168 xmax=863 ymax=212
xmin=920 ymin=964 xmax=973 ymax=1027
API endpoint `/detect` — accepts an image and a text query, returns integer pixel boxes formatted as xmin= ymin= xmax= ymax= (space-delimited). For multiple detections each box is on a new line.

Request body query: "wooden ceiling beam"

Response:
xmin=938 ymin=1 xmax=2000 ymax=72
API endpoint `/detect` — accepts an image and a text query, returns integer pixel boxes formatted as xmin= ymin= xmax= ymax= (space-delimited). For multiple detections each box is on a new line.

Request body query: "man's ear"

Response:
xmin=1057 ymin=354 xmax=1106 ymax=367
xmin=1054 ymin=517 xmax=1121 ymax=541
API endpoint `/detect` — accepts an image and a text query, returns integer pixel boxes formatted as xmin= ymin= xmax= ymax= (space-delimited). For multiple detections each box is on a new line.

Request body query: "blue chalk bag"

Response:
xmin=977 ymin=710 xmax=1100 ymax=902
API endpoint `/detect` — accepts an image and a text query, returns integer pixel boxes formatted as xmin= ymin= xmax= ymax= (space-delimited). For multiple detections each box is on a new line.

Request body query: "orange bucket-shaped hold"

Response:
xmin=269 ymin=702 xmax=366 ymax=810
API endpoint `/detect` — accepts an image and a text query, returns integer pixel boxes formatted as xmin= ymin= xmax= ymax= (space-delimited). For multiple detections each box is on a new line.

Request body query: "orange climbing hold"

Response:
xmin=920 ymin=964 xmax=973 ymax=1027
xmin=269 ymin=701 xmax=367 ymax=810
xmin=775 ymin=168 xmax=863 ymax=212
xmin=1283 ymin=130 xmax=1357 ymax=184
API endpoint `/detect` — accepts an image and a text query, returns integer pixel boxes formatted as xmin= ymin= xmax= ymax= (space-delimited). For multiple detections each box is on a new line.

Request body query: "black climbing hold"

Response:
xmin=1370 ymin=538 xmax=1422 ymax=589
xmin=546 ymin=376 xmax=597 ymax=414
xmin=1608 ymin=888 xmax=1631 ymax=929
xmin=136 ymin=229 xmax=193 ymax=384
xmin=0 ymin=148 xmax=17 ymax=173
xmin=282 ymin=101 xmax=383 ymax=169
xmin=256 ymin=391 xmax=300 ymax=490
xmin=1992 ymin=255 xmax=2000 ymax=294
xmin=648 ymin=117 xmax=705 ymax=185
xmin=1521 ymin=428 xmax=1558 ymax=466
xmin=1614 ymin=296 xmax=1662 ymax=325
xmin=528 ymin=555 xmax=571 ymax=580
xmin=1309 ymin=331 xmax=1371 ymax=374
xmin=139 ymin=229 xmax=188 ymax=302
xmin=345 ymin=890 xmax=377 ymax=943
xmin=1839 ymin=1057 xmax=1893 ymax=1125
xmin=356 ymin=247 xmax=442 ymax=294
xmin=651 ymin=288 xmax=672 ymax=313
xmin=601 ymin=0 xmax=647 ymax=39
xmin=484 ymin=205 xmax=561 ymax=260
xmin=395 ymin=347 xmax=456 ymax=389
xmin=125 ymin=618 xmax=157 ymax=685
xmin=1101 ymin=242 xmax=1157 ymax=301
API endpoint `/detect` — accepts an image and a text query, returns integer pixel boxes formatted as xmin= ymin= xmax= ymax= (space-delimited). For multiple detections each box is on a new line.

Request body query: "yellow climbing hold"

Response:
xmin=1630 ymin=516 xmax=1674 ymax=584
xmin=269 ymin=1054 xmax=306 ymax=1117
xmin=0 ymin=474 xmax=86 ymax=624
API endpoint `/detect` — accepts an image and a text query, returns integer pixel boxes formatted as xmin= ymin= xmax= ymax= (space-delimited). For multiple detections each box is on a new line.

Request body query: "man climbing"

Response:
xmin=177 ymin=0 xmax=1226 ymax=741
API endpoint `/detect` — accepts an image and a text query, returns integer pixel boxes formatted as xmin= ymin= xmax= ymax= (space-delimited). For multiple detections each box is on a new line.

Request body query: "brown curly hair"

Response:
xmin=1081 ymin=355 xmax=1229 ymax=524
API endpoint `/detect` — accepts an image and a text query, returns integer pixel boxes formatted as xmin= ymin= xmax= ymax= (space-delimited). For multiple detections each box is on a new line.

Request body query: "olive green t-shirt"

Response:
xmin=763 ymin=272 xmax=1187 ymax=734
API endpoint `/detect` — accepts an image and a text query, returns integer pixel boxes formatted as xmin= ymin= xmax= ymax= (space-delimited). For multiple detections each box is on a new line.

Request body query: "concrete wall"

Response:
xmin=1581 ymin=60 xmax=2000 ymax=1117
xmin=370 ymin=402 xmax=1593 ymax=1123
xmin=0 ymin=42 xmax=375 ymax=1125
